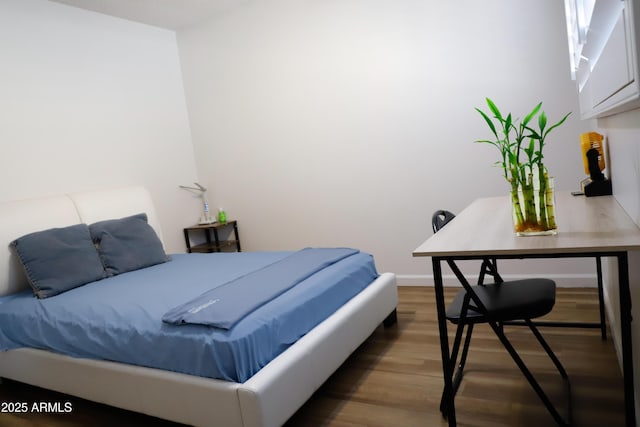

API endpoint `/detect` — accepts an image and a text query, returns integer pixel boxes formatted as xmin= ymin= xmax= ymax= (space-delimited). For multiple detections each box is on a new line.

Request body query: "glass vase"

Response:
xmin=510 ymin=174 xmax=557 ymax=236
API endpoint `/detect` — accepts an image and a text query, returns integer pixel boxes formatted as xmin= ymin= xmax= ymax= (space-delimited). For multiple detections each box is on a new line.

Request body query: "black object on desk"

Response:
xmin=581 ymin=148 xmax=612 ymax=197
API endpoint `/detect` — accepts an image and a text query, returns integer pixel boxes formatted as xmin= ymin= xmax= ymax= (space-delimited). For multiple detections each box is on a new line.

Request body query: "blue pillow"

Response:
xmin=11 ymin=224 xmax=107 ymax=298
xmin=89 ymin=213 xmax=169 ymax=276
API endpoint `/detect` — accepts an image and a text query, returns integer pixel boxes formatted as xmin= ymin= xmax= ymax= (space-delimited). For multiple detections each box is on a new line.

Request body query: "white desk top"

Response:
xmin=413 ymin=192 xmax=640 ymax=258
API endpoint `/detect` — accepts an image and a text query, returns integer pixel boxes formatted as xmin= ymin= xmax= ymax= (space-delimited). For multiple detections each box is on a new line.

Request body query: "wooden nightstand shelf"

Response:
xmin=183 ymin=221 xmax=241 ymax=253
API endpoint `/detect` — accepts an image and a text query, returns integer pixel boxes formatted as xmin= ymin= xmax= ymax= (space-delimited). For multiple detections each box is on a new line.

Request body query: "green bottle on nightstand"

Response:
xmin=218 ymin=208 xmax=226 ymax=224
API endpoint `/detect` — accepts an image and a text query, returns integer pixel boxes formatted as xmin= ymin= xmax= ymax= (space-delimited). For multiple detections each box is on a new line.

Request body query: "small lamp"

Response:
xmin=179 ymin=182 xmax=216 ymax=224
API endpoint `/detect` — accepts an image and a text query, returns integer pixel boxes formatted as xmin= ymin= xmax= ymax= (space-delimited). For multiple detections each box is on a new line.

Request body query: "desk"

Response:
xmin=413 ymin=192 xmax=640 ymax=427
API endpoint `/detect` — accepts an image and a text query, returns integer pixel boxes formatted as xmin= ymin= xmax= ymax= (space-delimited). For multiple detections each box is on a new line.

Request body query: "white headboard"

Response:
xmin=0 ymin=186 xmax=163 ymax=297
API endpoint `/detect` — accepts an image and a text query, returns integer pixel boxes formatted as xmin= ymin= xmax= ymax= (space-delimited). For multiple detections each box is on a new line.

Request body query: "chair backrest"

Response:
xmin=431 ymin=209 xmax=502 ymax=285
xmin=432 ymin=210 xmax=456 ymax=234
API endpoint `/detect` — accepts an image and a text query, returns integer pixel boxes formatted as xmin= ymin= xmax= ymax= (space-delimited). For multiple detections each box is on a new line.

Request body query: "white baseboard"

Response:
xmin=396 ymin=274 xmax=597 ymax=288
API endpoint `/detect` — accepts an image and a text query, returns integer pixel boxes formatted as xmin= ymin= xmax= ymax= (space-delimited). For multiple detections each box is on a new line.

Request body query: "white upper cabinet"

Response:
xmin=565 ymin=0 xmax=640 ymax=118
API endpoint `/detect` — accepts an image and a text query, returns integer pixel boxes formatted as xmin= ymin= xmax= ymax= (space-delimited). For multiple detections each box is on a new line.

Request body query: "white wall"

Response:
xmin=599 ymin=109 xmax=640 ymax=225
xmin=593 ymin=108 xmax=640 ymax=419
xmin=177 ymin=0 xmax=594 ymax=284
xmin=0 ymin=0 xmax=201 ymax=252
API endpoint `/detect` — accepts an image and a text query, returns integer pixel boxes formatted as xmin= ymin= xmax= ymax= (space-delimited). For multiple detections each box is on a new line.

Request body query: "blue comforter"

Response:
xmin=0 ymin=250 xmax=378 ymax=382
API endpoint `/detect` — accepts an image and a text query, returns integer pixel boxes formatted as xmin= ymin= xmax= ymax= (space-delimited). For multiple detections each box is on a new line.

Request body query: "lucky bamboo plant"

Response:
xmin=475 ymin=98 xmax=571 ymax=234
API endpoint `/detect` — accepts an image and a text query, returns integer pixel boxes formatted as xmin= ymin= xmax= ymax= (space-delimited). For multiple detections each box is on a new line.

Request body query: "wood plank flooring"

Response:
xmin=0 ymin=287 xmax=625 ymax=426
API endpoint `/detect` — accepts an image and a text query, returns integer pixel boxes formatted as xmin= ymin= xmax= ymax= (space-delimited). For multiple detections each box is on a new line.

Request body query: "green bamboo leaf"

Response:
xmin=542 ymin=112 xmax=572 ymax=138
xmin=475 ymin=108 xmax=499 ymax=139
xmin=538 ymin=111 xmax=547 ymax=133
xmin=522 ymin=102 xmax=542 ymax=126
xmin=486 ymin=98 xmax=503 ymax=121
xmin=524 ymin=126 xmax=540 ymax=140
xmin=475 ymin=140 xmax=502 ymax=151
xmin=525 ymin=138 xmax=535 ymax=155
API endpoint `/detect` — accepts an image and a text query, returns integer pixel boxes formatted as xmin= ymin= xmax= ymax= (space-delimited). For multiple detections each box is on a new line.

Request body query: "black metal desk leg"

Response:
xmin=204 ymin=229 xmax=213 ymax=252
xmin=183 ymin=229 xmax=192 ymax=253
xmin=432 ymin=257 xmax=456 ymax=426
xmin=596 ymin=256 xmax=607 ymax=340
xmin=212 ymin=229 xmax=221 ymax=252
xmin=233 ymin=222 xmax=241 ymax=252
xmin=617 ymin=253 xmax=636 ymax=427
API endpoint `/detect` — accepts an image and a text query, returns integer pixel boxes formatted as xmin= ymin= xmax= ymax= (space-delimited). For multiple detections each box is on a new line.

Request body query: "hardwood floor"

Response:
xmin=0 ymin=287 xmax=625 ymax=426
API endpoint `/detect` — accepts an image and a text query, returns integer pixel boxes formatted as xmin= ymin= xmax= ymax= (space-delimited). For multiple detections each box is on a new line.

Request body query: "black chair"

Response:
xmin=431 ymin=210 xmax=571 ymax=426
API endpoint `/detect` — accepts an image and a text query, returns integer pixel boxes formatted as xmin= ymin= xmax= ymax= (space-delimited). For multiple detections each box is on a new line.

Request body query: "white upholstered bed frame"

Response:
xmin=0 ymin=186 xmax=398 ymax=427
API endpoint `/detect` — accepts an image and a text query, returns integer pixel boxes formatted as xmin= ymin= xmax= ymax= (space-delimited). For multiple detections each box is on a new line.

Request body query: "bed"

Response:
xmin=0 ymin=186 xmax=398 ymax=427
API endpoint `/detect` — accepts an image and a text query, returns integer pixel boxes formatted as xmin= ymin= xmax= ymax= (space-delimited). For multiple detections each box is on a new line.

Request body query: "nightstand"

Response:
xmin=183 ymin=221 xmax=241 ymax=253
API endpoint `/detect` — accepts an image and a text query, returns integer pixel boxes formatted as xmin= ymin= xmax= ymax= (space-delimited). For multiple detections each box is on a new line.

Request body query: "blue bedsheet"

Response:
xmin=163 ymin=248 xmax=359 ymax=329
xmin=0 ymin=251 xmax=378 ymax=382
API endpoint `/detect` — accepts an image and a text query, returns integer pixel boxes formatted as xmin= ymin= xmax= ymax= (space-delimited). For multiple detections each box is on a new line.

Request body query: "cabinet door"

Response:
xmin=589 ymin=11 xmax=633 ymax=108
xmin=567 ymin=0 xmax=640 ymax=118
